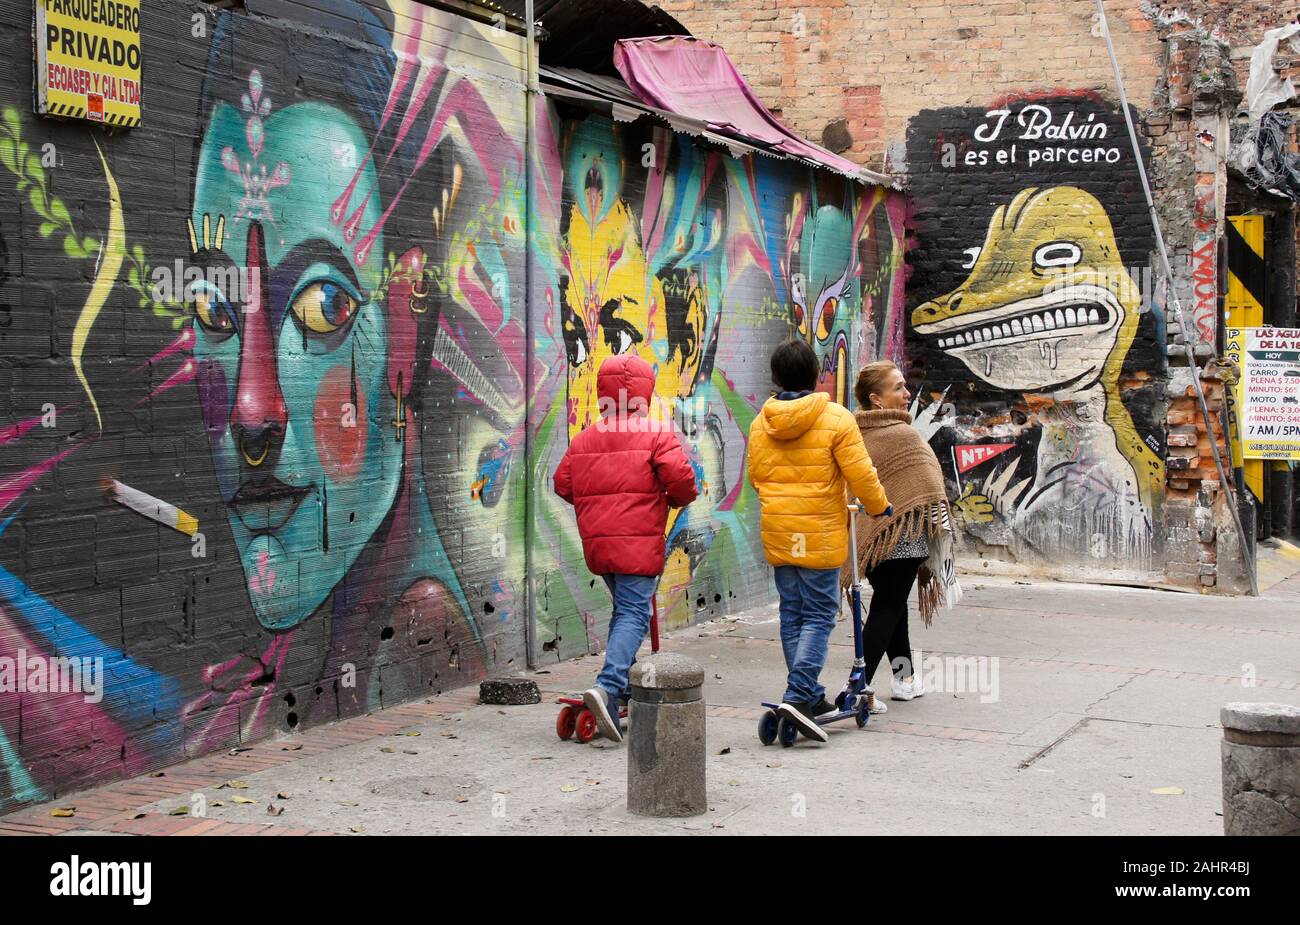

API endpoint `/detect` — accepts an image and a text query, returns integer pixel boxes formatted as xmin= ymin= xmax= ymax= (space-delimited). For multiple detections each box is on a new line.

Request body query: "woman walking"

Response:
xmin=844 ymin=361 xmax=960 ymax=712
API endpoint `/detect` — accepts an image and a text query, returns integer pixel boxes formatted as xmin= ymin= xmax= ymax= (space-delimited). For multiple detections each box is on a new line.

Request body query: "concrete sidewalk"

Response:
xmin=3 ymin=564 xmax=1299 ymax=836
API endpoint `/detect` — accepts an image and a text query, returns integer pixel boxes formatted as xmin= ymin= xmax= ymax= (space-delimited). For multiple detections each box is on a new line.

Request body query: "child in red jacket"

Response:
xmin=554 ymin=355 xmax=698 ymax=743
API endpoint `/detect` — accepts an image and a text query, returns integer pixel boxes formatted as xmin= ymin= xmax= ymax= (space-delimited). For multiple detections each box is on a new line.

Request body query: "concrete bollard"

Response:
xmin=1220 ymin=702 xmax=1300 ymax=835
xmin=627 ymin=653 xmax=707 ymax=817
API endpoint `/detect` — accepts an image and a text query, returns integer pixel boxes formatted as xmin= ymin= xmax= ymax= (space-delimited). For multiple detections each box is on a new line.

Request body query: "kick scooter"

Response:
xmin=555 ymin=597 xmax=659 ymax=743
xmin=758 ymin=502 xmax=875 ymax=747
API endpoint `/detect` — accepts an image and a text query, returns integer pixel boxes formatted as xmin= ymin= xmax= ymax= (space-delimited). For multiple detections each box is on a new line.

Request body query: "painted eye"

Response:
xmin=961 ymin=247 xmax=981 ymax=269
xmin=191 ymin=282 xmax=236 ymax=337
xmin=817 ymin=297 xmax=838 ymax=342
xmin=291 ymin=281 xmax=358 ymax=334
xmin=601 ymin=318 xmax=641 ymax=356
xmin=793 ymin=302 xmax=808 ymax=337
xmin=1034 ymin=241 xmax=1083 ymax=269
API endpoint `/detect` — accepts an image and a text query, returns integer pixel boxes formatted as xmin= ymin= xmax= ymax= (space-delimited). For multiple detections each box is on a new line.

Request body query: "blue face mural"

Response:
xmin=190 ymin=86 xmax=402 ymax=630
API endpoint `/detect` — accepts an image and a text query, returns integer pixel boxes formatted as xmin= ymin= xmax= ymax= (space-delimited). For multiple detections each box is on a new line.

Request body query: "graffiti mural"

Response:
xmin=0 ymin=0 xmax=905 ymax=810
xmin=0 ymin=0 xmax=531 ymax=809
xmin=906 ymin=94 xmax=1167 ymax=576
xmin=527 ymin=110 xmax=906 ymax=651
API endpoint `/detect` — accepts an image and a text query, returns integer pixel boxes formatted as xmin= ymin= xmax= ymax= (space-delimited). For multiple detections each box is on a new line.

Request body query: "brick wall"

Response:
xmin=0 ymin=0 xmax=905 ymax=810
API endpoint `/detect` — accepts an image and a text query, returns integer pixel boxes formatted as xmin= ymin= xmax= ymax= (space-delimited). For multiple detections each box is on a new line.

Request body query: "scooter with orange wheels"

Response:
xmin=555 ymin=597 xmax=659 ymax=743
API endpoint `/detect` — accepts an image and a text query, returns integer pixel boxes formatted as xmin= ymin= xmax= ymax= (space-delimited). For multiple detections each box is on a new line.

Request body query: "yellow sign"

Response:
xmin=1224 ymin=327 xmax=1264 ymax=502
xmin=35 ymin=0 xmax=142 ymax=127
xmin=1229 ymin=327 xmax=1300 ymax=462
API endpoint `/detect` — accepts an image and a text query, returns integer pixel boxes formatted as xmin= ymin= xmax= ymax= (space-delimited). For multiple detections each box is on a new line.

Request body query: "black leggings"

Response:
xmin=860 ymin=556 xmax=925 ymax=685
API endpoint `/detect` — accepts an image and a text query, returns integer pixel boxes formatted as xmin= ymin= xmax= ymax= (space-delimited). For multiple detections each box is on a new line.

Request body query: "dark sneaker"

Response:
xmin=777 ymin=701 xmax=829 ymax=743
xmin=583 ymin=687 xmax=623 ymax=743
xmin=810 ymin=697 xmax=836 ymax=718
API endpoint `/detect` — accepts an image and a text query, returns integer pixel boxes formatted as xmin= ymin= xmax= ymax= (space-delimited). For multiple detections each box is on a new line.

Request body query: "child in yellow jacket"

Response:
xmin=747 ymin=339 xmax=891 ymax=742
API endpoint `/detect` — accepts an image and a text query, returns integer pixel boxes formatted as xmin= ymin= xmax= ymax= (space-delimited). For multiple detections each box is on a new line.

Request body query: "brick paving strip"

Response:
xmin=0 ymin=693 xmax=480 ymax=837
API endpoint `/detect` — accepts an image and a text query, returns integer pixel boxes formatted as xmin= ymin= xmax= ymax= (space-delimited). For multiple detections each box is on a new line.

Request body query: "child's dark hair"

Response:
xmin=770 ymin=339 xmax=819 ymax=392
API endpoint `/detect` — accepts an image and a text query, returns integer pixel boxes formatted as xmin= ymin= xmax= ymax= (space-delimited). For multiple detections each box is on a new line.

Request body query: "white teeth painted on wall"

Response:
xmin=939 ymin=304 xmax=1109 ymax=351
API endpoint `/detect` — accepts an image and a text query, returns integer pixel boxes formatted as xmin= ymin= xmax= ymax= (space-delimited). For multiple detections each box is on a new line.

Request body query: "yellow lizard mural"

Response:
xmin=912 ymin=186 xmax=1164 ymax=564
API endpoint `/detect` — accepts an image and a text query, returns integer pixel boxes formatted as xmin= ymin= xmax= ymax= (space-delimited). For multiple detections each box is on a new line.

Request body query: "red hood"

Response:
xmin=597 ymin=354 xmax=656 ymax=412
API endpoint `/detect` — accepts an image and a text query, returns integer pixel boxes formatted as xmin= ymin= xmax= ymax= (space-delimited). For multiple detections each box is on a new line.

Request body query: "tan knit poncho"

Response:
xmin=841 ymin=408 xmax=955 ymax=625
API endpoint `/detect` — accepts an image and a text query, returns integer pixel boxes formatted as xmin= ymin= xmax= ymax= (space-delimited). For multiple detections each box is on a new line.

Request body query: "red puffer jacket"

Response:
xmin=553 ymin=355 xmax=698 ymax=576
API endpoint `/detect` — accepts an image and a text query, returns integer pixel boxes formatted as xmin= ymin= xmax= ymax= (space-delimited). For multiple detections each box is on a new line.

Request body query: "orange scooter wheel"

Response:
xmin=575 ymin=709 xmax=598 ymax=743
xmin=556 ymin=705 xmax=577 ymax=740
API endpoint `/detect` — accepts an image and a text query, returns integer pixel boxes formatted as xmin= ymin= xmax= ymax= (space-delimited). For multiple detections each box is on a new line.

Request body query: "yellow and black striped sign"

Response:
xmin=35 ymin=0 xmax=143 ymax=128
xmin=1225 ymin=216 xmax=1268 ymax=502
xmin=1225 ymin=215 xmax=1265 ymax=329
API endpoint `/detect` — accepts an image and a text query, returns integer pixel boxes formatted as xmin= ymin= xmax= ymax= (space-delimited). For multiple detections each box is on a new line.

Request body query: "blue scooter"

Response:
xmin=758 ymin=503 xmax=875 ymax=747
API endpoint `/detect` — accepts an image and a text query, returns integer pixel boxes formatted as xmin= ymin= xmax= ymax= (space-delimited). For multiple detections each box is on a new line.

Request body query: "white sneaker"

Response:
xmin=866 ymin=689 xmax=889 ymax=715
xmin=910 ymin=674 xmax=926 ymax=699
xmin=891 ymin=677 xmax=916 ymax=701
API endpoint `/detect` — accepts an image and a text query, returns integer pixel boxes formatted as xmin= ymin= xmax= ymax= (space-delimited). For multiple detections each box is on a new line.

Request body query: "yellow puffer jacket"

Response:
xmin=747 ymin=392 xmax=891 ymax=569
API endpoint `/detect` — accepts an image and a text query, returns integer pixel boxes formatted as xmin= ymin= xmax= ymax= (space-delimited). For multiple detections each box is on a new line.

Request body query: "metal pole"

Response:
xmin=523 ymin=0 xmax=540 ymax=664
xmin=1093 ymin=0 xmax=1257 ymax=595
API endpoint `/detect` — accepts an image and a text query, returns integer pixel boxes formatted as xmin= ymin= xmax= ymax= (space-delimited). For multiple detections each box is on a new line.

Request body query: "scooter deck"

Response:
xmin=760 ymin=700 xmax=862 ymax=727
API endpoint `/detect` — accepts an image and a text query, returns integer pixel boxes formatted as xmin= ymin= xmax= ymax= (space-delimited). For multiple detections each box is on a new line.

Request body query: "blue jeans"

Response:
xmin=595 ymin=574 xmax=657 ymax=700
xmin=773 ymin=565 xmax=840 ymax=704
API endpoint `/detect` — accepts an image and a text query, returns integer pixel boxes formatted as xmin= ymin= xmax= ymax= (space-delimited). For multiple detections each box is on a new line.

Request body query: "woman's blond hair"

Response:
xmin=854 ymin=360 xmax=899 ymax=409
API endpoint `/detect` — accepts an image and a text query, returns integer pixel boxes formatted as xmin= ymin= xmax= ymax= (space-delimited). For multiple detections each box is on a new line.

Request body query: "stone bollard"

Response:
xmin=627 ymin=653 xmax=707 ymax=817
xmin=1220 ymin=702 xmax=1300 ymax=835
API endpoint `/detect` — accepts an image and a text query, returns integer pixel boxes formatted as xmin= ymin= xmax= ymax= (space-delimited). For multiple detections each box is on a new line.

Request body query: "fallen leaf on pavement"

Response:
xmin=267 ymin=803 xmax=284 ymax=816
xmin=455 ymin=796 xmax=469 ymax=804
xmin=149 ymin=771 xmax=165 ymax=778
xmin=169 ymin=806 xmax=190 ymax=816
xmin=403 ymin=750 xmax=419 ymax=755
xmin=349 ymin=825 xmax=364 ymax=833
xmin=1151 ymin=787 xmax=1184 ymax=796
xmin=379 ymin=746 xmax=395 ymax=753
xmin=276 ymin=792 xmax=291 ymax=800
xmin=231 ymin=796 xmax=258 ymax=805
xmin=560 ymin=784 xmax=580 ymax=793
xmin=210 ymin=801 xmax=225 ymax=808
xmin=282 ymin=744 xmax=303 ymax=751
xmin=585 ymin=779 xmax=600 ymax=786
xmin=320 ymin=776 xmax=335 ymax=782
xmin=50 ymin=807 xmax=76 ymax=818
xmin=217 ymin=780 xmax=248 ymax=790
xmin=339 ymin=800 xmax=359 ymax=807
xmin=718 ymin=747 xmax=731 ymax=755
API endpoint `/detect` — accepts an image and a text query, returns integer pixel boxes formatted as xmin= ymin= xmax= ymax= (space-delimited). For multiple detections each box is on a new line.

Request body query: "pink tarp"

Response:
xmin=612 ymin=35 xmax=865 ymax=179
